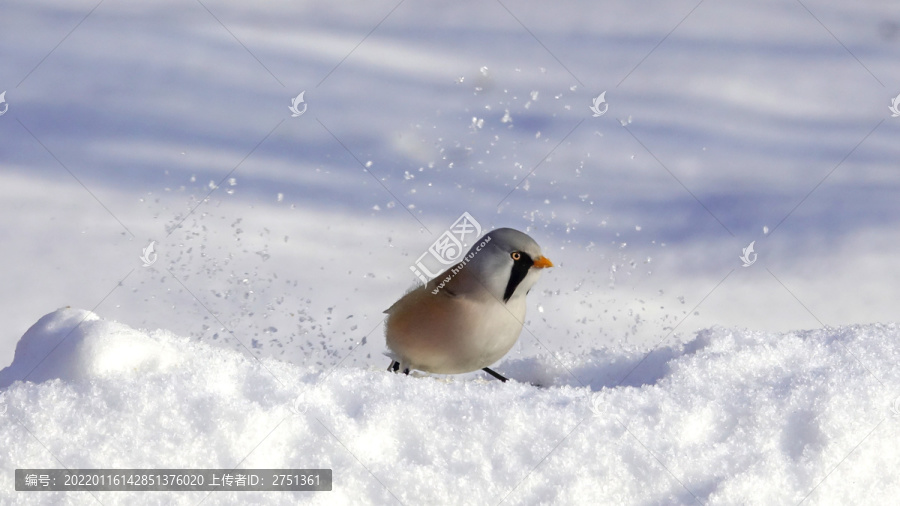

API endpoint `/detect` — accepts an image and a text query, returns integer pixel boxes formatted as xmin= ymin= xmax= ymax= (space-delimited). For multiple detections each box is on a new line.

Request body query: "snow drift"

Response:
xmin=2 ymin=308 xmax=899 ymax=505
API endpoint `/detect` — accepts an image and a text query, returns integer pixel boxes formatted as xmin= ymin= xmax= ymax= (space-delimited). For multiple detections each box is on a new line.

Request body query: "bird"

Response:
xmin=384 ymin=227 xmax=553 ymax=382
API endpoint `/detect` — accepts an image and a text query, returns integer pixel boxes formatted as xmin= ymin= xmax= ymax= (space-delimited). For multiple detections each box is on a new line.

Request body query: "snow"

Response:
xmin=2 ymin=308 xmax=899 ymax=505
xmin=3 ymin=0 xmax=900 ymax=503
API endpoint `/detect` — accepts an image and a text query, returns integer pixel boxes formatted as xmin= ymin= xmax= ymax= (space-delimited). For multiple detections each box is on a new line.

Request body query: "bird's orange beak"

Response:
xmin=533 ymin=256 xmax=554 ymax=269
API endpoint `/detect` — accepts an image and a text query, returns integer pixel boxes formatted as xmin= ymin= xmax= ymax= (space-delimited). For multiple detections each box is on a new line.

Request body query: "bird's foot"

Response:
xmin=482 ymin=367 xmax=508 ymax=383
xmin=387 ymin=360 xmax=410 ymax=375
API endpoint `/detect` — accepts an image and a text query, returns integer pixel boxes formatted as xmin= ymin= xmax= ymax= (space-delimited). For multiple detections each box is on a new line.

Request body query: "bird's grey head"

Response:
xmin=463 ymin=228 xmax=553 ymax=303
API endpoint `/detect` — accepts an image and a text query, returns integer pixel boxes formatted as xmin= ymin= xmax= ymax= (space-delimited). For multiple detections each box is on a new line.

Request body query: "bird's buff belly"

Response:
xmin=386 ymin=296 xmax=524 ymax=374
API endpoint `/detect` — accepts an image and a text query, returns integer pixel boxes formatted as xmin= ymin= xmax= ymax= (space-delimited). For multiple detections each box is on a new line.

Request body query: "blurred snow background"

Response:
xmin=2 ymin=0 xmax=899 ymax=367
xmin=1 ymin=0 xmax=900 ymax=502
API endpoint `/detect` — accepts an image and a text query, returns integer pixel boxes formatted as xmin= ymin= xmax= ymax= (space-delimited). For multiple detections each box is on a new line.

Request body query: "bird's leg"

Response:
xmin=387 ymin=360 xmax=410 ymax=375
xmin=482 ymin=367 xmax=508 ymax=383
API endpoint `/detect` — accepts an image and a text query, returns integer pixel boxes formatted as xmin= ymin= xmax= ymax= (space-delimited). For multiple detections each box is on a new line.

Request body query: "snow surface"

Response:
xmin=3 ymin=0 xmax=900 ymax=372
xmin=2 ymin=308 xmax=899 ymax=505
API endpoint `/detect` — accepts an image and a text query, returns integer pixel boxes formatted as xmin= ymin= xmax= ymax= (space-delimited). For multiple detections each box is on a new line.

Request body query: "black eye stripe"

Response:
xmin=503 ymin=251 xmax=534 ymax=302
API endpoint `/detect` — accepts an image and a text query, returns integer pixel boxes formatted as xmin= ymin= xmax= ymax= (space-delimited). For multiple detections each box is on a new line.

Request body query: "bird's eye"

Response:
xmin=511 ymin=252 xmax=521 ymax=261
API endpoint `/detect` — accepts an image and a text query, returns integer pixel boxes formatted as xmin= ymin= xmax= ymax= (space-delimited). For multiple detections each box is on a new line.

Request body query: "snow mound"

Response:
xmin=0 ymin=309 xmax=184 ymax=388
xmin=2 ymin=308 xmax=900 ymax=505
